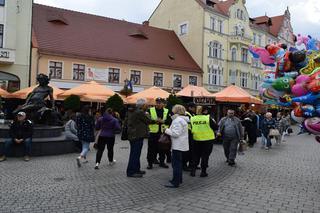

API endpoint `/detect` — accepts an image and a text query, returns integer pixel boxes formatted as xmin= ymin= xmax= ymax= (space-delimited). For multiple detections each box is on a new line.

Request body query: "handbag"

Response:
xmin=269 ymin=129 xmax=280 ymax=136
xmin=158 ymin=133 xmax=171 ymax=151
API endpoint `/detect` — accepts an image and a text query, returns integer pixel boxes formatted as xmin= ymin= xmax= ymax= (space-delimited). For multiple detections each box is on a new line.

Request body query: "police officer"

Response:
xmin=147 ymin=98 xmax=170 ymax=169
xmin=190 ymin=106 xmax=218 ymax=177
xmin=182 ymin=102 xmax=196 ymax=171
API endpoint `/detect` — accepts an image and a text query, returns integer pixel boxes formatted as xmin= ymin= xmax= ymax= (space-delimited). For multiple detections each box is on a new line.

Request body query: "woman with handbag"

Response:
xmin=94 ymin=108 xmax=121 ymax=170
xmin=163 ymin=105 xmax=189 ymax=188
xmin=261 ymin=112 xmax=276 ymax=150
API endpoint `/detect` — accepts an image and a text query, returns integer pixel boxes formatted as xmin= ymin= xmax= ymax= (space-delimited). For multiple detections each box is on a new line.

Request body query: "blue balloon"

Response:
xmin=291 ymin=93 xmax=320 ymax=105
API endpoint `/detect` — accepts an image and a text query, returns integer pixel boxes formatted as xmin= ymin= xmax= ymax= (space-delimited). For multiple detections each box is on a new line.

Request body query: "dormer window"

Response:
xmin=129 ymin=29 xmax=148 ymax=39
xmin=206 ymin=0 xmax=216 ymax=7
xmin=179 ymin=22 xmax=188 ymax=36
xmin=47 ymin=10 xmax=69 ymax=25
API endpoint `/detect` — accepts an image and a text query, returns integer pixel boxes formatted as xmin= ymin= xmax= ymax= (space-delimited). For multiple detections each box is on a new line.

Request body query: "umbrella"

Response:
xmin=211 ymin=85 xmax=262 ymax=104
xmin=176 ymin=85 xmax=213 ymax=97
xmin=10 ymin=84 xmax=65 ymax=100
xmin=126 ymin=86 xmax=170 ymax=105
xmin=60 ymin=81 xmax=115 ymax=99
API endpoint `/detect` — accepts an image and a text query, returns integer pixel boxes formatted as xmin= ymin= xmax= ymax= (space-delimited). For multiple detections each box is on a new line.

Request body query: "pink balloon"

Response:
xmin=304 ymin=117 xmax=320 ymax=135
xmin=291 ymin=84 xmax=309 ymax=97
xmin=295 ymin=75 xmax=310 ymax=84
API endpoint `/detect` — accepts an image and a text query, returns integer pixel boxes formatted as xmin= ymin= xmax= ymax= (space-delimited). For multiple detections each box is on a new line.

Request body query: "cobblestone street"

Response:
xmin=1 ymin=130 xmax=320 ymax=213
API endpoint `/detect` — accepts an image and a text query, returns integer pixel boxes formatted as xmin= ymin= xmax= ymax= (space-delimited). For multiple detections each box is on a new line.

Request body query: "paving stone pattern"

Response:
xmin=0 ymin=130 xmax=320 ymax=213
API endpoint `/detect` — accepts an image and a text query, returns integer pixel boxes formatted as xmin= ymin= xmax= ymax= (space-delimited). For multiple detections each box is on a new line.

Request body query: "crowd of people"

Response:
xmin=0 ymin=97 xmax=292 ymax=188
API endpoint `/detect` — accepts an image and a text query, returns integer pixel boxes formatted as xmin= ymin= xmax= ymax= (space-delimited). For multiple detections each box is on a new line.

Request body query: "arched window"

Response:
xmin=209 ymin=41 xmax=223 ymax=59
xmin=0 ymin=71 xmax=20 ymax=92
xmin=231 ymin=47 xmax=237 ymax=61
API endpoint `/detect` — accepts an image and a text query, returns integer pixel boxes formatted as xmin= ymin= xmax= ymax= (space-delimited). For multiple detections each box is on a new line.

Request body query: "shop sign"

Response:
xmin=0 ymin=48 xmax=15 ymax=63
xmin=193 ymin=97 xmax=215 ymax=105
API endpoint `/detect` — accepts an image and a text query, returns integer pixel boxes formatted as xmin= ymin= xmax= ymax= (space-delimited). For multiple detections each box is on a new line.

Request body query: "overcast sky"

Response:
xmin=34 ymin=0 xmax=320 ymax=38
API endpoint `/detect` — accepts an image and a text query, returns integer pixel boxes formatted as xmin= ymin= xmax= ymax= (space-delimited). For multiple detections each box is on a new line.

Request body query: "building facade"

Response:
xmin=0 ymin=0 xmax=32 ymax=92
xmin=31 ymin=4 xmax=202 ymax=92
xmin=149 ymin=0 xmax=295 ymax=95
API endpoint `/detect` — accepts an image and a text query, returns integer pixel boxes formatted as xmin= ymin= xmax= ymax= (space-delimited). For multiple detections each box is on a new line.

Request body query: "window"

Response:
xmin=0 ymin=0 xmax=4 ymax=6
xmin=268 ymin=38 xmax=272 ymax=44
xmin=173 ymin=74 xmax=182 ymax=88
xmin=237 ymin=9 xmax=240 ymax=19
xmin=218 ymin=20 xmax=223 ymax=33
xmin=108 ymin=68 xmax=120 ymax=83
xmin=189 ymin=76 xmax=197 ymax=86
xmin=241 ymin=48 xmax=248 ymax=63
xmin=258 ymin=35 xmax=262 ymax=46
xmin=208 ymin=66 xmax=223 ymax=86
xmin=252 ymin=75 xmax=259 ymax=90
xmin=229 ymin=70 xmax=236 ymax=84
xmin=153 ymin=72 xmax=163 ymax=87
xmin=210 ymin=17 xmax=216 ymax=31
xmin=231 ymin=48 xmax=237 ymax=61
xmin=240 ymin=72 xmax=248 ymax=88
xmin=73 ymin=64 xmax=85 ymax=81
xmin=234 ymin=26 xmax=239 ymax=35
xmin=253 ymin=33 xmax=256 ymax=44
xmin=209 ymin=41 xmax=222 ymax=59
xmin=179 ymin=23 xmax=188 ymax=36
xmin=49 ymin=61 xmax=63 ymax=79
xmin=0 ymin=25 xmax=3 ymax=48
xmin=130 ymin=70 xmax=141 ymax=85
xmin=240 ymin=10 xmax=244 ymax=20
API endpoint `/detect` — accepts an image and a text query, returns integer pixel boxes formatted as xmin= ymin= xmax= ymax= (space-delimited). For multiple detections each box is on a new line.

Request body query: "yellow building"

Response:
xmin=31 ymin=4 xmax=202 ymax=92
xmin=0 ymin=0 xmax=32 ymax=92
xmin=149 ymin=0 xmax=295 ymax=95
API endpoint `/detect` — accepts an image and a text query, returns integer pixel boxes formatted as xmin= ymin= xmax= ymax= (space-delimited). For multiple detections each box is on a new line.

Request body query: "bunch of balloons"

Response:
xmin=250 ymin=34 xmax=320 ymax=142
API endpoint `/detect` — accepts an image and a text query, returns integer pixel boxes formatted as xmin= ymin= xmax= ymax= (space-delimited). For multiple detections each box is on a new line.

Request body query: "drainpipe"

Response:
xmin=28 ymin=0 xmax=34 ymax=86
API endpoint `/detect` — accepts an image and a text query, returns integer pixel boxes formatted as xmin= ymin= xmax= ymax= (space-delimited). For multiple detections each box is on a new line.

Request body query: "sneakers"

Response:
xmin=94 ymin=163 xmax=100 ymax=170
xmin=109 ymin=160 xmax=116 ymax=166
xmin=76 ymin=157 xmax=81 ymax=167
xmin=23 ymin=156 xmax=30 ymax=162
xmin=0 ymin=156 xmax=6 ymax=162
xmin=265 ymin=147 xmax=270 ymax=151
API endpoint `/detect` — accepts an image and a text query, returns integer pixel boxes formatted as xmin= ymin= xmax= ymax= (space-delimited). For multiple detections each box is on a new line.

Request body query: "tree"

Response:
xmin=166 ymin=94 xmax=183 ymax=111
xmin=63 ymin=95 xmax=81 ymax=111
xmin=106 ymin=94 xmax=124 ymax=113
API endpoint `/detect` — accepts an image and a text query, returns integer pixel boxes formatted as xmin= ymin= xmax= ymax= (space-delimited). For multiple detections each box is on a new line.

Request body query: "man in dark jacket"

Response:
xmin=126 ymin=99 xmax=151 ymax=178
xmin=0 ymin=112 xmax=33 ymax=162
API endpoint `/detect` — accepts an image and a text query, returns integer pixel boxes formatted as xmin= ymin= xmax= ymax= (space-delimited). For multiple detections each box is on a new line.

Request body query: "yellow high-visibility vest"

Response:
xmin=186 ymin=111 xmax=193 ymax=130
xmin=191 ymin=115 xmax=215 ymax=141
xmin=149 ymin=107 xmax=169 ymax=133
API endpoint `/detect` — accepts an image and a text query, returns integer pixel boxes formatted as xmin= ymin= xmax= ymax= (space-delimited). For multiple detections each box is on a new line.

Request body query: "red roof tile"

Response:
xmin=252 ymin=15 xmax=285 ymax=37
xmin=197 ymin=0 xmax=235 ymax=16
xmin=32 ymin=4 xmax=202 ymax=73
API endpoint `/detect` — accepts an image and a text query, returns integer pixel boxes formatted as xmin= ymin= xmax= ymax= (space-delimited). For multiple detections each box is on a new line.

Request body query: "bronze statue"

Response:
xmin=14 ymin=74 xmax=62 ymax=126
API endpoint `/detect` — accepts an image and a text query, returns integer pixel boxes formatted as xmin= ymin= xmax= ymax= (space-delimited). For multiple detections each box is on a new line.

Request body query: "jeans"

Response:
xmin=80 ymin=141 xmax=90 ymax=157
xmin=95 ymin=136 xmax=115 ymax=163
xmin=127 ymin=138 xmax=144 ymax=176
xmin=3 ymin=138 xmax=32 ymax=156
xmin=263 ymin=134 xmax=272 ymax=147
xmin=171 ymin=150 xmax=183 ymax=186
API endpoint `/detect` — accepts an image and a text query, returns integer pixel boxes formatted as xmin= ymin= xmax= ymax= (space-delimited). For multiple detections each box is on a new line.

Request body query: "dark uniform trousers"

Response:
xmin=147 ymin=133 xmax=166 ymax=164
xmin=191 ymin=140 xmax=213 ymax=171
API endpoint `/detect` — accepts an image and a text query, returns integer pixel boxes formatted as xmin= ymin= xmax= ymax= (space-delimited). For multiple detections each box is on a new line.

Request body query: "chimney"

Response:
xmin=142 ymin=21 xmax=149 ymax=26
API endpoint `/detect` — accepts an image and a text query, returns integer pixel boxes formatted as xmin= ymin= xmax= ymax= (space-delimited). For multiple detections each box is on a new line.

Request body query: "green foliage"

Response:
xmin=166 ymin=94 xmax=183 ymax=111
xmin=106 ymin=94 xmax=124 ymax=113
xmin=63 ymin=95 xmax=81 ymax=111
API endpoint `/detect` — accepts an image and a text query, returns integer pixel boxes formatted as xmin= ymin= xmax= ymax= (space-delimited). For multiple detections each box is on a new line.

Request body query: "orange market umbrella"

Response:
xmin=126 ymin=86 xmax=170 ymax=105
xmin=60 ymin=81 xmax=115 ymax=99
xmin=81 ymin=93 xmax=127 ymax=103
xmin=212 ymin=85 xmax=262 ymax=104
xmin=10 ymin=84 xmax=65 ymax=100
xmin=176 ymin=85 xmax=213 ymax=97
xmin=0 ymin=88 xmax=10 ymax=98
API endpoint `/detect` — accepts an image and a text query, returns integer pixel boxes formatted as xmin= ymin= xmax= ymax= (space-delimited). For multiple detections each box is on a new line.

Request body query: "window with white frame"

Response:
xmin=210 ymin=17 xmax=216 ymax=31
xmin=153 ymin=72 xmax=163 ymax=87
xmin=173 ymin=74 xmax=182 ymax=88
xmin=229 ymin=70 xmax=237 ymax=84
xmin=252 ymin=75 xmax=259 ymax=90
xmin=73 ymin=64 xmax=85 ymax=81
xmin=130 ymin=70 xmax=141 ymax=85
xmin=179 ymin=23 xmax=188 ymax=36
xmin=240 ymin=72 xmax=248 ymax=88
xmin=49 ymin=61 xmax=63 ymax=79
xmin=209 ymin=41 xmax=222 ymax=59
xmin=253 ymin=33 xmax=256 ymax=44
xmin=108 ymin=68 xmax=120 ymax=84
xmin=189 ymin=76 xmax=197 ymax=86
xmin=218 ymin=20 xmax=223 ymax=33
xmin=258 ymin=35 xmax=262 ymax=46
xmin=208 ymin=66 xmax=223 ymax=85
xmin=241 ymin=48 xmax=248 ymax=63
xmin=231 ymin=48 xmax=237 ymax=61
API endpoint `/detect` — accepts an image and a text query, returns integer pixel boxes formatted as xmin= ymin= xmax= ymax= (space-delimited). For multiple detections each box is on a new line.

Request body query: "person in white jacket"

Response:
xmin=164 ymin=104 xmax=189 ymax=188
